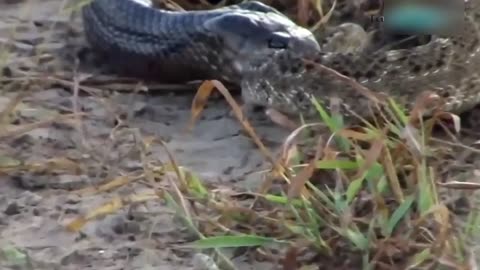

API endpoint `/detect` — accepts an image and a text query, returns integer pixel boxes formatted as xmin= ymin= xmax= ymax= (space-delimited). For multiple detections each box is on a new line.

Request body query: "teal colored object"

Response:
xmin=384 ymin=4 xmax=454 ymax=33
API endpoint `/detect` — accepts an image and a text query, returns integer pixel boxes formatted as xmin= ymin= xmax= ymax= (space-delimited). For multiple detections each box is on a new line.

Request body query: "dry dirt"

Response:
xmin=2 ymin=0 xmax=480 ymax=269
xmin=0 ymin=0 xmax=292 ymax=269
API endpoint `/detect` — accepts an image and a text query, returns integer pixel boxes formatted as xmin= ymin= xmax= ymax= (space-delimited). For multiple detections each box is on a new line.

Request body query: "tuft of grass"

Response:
xmin=151 ymin=80 xmax=480 ymax=269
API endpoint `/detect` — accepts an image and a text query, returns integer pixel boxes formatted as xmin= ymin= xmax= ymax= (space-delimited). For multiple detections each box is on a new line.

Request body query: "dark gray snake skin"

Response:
xmin=82 ymin=0 xmax=480 ymax=120
xmin=81 ymin=0 xmax=320 ymax=83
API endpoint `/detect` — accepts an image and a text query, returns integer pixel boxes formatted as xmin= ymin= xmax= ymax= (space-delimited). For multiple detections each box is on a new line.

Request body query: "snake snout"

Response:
xmin=287 ymin=27 xmax=321 ymax=56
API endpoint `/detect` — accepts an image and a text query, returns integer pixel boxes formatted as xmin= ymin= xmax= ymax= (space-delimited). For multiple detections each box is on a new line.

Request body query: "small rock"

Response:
xmin=193 ymin=253 xmax=219 ymax=270
xmin=64 ymin=207 xmax=79 ymax=214
xmin=4 ymin=202 xmax=21 ymax=216
xmin=122 ymin=160 xmax=143 ymax=171
xmin=17 ymin=191 xmax=42 ymax=206
xmin=10 ymin=135 xmax=35 ymax=150
xmin=12 ymin=172 xmax=47 ymax=190
xmin=2 ymin=66 xmax=12 ymax=77
xmin=49 ymin=175 xmax=90 ymax=190
xmin=111 ymin=218 xmax=141 ymax=235
xmin=65 ymin=194 xmax=81 ymax=204
xmin=32 ymin=208 xmax=41 ymax=216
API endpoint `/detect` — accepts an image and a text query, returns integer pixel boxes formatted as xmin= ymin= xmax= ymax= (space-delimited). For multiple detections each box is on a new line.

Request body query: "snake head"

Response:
xmin=203 ymin=10 xmax=320 ymax=75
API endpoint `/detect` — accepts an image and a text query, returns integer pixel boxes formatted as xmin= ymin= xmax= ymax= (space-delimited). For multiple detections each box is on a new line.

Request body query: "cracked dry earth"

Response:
xmin=0 ymin=0 xmax=291 ymax=269
xmin=2 ymin=0 xmax=480 ymax=270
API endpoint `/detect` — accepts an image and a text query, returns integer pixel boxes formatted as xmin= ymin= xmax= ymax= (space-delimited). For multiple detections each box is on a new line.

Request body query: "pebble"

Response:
xmin=4 ymin=202 xmax=21 ymax=216
xmin=17 ymin=191 xmax=42 ymax=206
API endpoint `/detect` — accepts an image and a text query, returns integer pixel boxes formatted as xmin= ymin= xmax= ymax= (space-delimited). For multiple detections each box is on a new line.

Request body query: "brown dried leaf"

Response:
xmin=353 ymin=136 xmax=384 ymax=180
xmin=66 ymin=197 xmax=123 ymax=232
xmin=400 ymin=123 xmax=424 ymax=158
xmin=287 ymin=136 xmax=324 ymax=199
xmin=266 ymin=108 xmax=299 ymax=131
xmin=66 ymin=193 xmax=159 ymax=232
xmin=189 ymin=80 xmax=217 ymax=131
xmin=297 ymin=0 xmax=310 ymax=27
xmin=282 ymin=246 xmax=298 ymax=270
xmin=310 ymin=0 xmax=337 ymax=32
xmin=28 ymin=157 xmax=82 ymax=173
xmin=191 ymin=80 xmax=284 ymax=180
xmin=75 ymin=175 xmax=142 ymax=195
xmin=430 ymin=205 xmax=450 ymax=259
xmin=0 ymin=89 xmax=31 ymax=125
xmin=434 ymin=111 xmax=462 ymax=134
xmin=279 ymin=123 xmax=322 ymax=166
xmin=380 ymin=145 xmax=404 ymax=203
xmin=408 ymin=91 xmax=443 ymax=124
xmin=338 ymin=128 xmax=376 ymax=142
xmin=0 ymin=113 xmax=86 ymax=140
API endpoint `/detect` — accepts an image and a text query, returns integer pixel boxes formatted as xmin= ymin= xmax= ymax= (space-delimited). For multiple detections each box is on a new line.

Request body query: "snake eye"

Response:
xmin=268 ymin=33 xmax=289 ymax=49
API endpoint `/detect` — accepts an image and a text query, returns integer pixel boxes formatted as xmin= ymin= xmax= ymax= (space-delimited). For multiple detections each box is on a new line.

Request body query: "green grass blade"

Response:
xmin=185 ymin=171 xmax=209 ymax=199
xmin=264 ymin=194 xmax=310 ymax=208
xmin=311 ymin=97 xmax=351 ymax=151
xmin=346 ymin=176 xmax=365 ymax=205
xmin=345 ymin=228 xmax=369 ymax=250
xmin=189 ymin=235 xmax=281 ymax=249
xmin=316 ymin=159 xmax=361 ymax=170
xmin=383 ymin=195 xmax=414 ymax=237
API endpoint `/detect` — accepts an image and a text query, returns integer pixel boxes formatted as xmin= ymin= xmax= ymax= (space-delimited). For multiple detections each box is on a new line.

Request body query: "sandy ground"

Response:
xmin=2 ymin=0 xmax=480 ymax=269
xmin=0 ymin=0 xmax=292 ymax=269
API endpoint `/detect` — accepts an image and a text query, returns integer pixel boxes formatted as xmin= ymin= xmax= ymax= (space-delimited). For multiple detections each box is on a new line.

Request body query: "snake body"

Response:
xmin=242 ymin=0 xmax=480 ymax=119
xmin=82 ymin=0 xmax=480 ymax=120
xmin=81 ymin=0 xmax=319 ymax=83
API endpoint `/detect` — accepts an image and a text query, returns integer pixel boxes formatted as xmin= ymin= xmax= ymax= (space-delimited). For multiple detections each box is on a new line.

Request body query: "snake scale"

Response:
xmin=82 ymin=0 xmax=480 ymax=120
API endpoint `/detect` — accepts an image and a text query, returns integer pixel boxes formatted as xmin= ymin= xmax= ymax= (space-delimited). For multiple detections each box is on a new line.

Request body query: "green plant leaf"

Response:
xmin=383 ymin=195 xmax=414 ymax=236
xmin=345 ymin=229 xmax=369 ymax=250
xmin=407 ymin=248 xmax=432 ymax=268
xmin=316 ymin=160 xmax=361 ymax=170
xmin=346 ymin=177 xmax=364 ymax=205
xmin=185 ymin=171 xmax=209 ymax=199
xmin=189 ymin=235 xmax=280 ymax=249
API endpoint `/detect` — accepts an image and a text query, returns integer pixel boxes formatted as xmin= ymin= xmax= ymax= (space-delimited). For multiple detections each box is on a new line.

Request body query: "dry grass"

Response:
xmin=1 ymin=0 xmax=480 ymax=269
xmin=149 ymin=79 xmax=480 ymax=269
